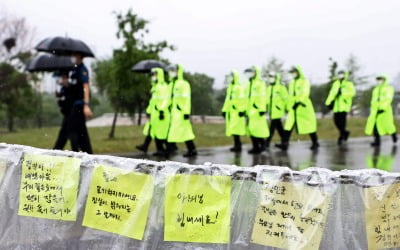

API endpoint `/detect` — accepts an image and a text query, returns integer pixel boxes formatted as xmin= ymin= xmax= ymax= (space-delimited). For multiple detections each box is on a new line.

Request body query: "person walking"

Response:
xmin=66 ymin=53 xmax=93 ymax=154
xmin=365 ymin=75 xmax=397 ymax=147
xmin=276 ymin=65 xmax=319 ymax=150
xmin=222 ymin=70 xmax=247 ymax=152
xmin=148 ymin=67 xmax=171 ymax=156
xmin=265 ymin=72 xmax=288 ymax=148
xmin=167 ymin=64 xmax=197 ymax=157
xmin=53 ymin=71 xmax=72 ymax=150
xmin=244 ymin=66 xmax=269 ymax=154
xmin=325 ymin=70 xmax=355 ymax=145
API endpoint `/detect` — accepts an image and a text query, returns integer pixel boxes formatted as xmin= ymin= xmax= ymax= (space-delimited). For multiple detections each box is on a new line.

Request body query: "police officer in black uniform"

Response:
xmin=67 ymin=53 xmax=93 ymax=154
xmin=53 ymin=71 xmax=72 ymax=150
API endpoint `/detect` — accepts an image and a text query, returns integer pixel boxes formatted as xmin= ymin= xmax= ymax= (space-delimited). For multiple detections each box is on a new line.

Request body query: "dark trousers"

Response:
xmin=66 ymin=105 xmax=93 ymax=154
xmin=53 ymin=116 xmax=69 ymax=150
xmin=333 ymin=112 xmax=348 ymax=138
xmin=266 ymin=119 xmax=285 ymax=143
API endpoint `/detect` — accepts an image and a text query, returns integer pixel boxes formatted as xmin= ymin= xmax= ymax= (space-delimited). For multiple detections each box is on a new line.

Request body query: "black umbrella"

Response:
xmin=35 ymin=36 xmax=95 ymax=57
xmin=26 ymin=54 xmax=75 ymax=72
xmin=131 ymin=60 xmax=167 ymax=73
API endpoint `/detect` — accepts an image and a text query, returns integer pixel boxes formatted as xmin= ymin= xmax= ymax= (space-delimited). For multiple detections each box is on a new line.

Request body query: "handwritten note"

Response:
xmin=18 ymin=154 xmax=81 ymax=221
xmin=251 ymin=181 xmax=331 ymax=250
xmin=164 ymin=174 xmax=231 ymax=243
xmin=82 ymin=165 xmax=154 ymax=240
xmin=365 ymin=183 xmax=400 ymax=249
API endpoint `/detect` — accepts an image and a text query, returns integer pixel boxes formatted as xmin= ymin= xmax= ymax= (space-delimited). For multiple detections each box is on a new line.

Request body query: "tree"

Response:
xmin=0 ymin=63 xmax=35 ymax=131
xmin=184 ymin=72 xmax=217 ymax=115
xmin=345 ymin=54 xmax=369 ymax=88
xmin=0 ymin=12 xmax=38 ymax=131
xmin=93 ymin=9 xmax=173 ymax=138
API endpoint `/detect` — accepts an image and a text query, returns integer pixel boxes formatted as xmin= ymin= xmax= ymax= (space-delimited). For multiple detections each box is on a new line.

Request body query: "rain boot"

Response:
xmin=230 ymin=135 xmax=242 ymax=152
xmin=248 ymin=136 xmax=261 ymax=154
xmin=310 ymin=132 xmax=320 ymax=150
xmin=275 ymin=131 xmax=289 ymax=151
xmin=392 ymin=133 xmax=398 ymax=143
xmin=153 ymin=139 xmax=167 ymax=157
xmin=136 ymin=135 xmax=151 ymax=153
xmin=183 ymin=140 xmax=197 ymax=157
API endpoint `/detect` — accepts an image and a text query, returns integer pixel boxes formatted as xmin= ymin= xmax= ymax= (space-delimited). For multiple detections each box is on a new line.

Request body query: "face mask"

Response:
xmin=70 ymin=56 xmax=77 ymax=65
xmin=338 ymin=73 xmax=345 ymax=79
xmin=377 ymin=79 xmax=384 ymax=84
xmin=269 ymin=77 xmax=276 ymax=84
xmin=244 ymin=71 xmax=254 ymax=79
xmin=226 ymin=75 xmax=233 ymax=84
xmin=290 ymin=72 xmax=298 ymax=79
xmin=169 ymin=71 xmax=177 ymax=79
xmin=151 ymin=75 xmax=158 ymax=82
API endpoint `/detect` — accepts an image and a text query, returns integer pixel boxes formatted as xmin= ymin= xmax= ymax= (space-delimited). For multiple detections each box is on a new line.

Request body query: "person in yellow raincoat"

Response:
xmin=276 ymin=65 xmax=319 ymax=150
xmin=325 ymin=70 xmax=355 ymax=145
xmin=365 ymin=75 xmax=397 ymax=147
xmin=244 ymin=66 xmax=269 ymax=154
xmin=167 ymin=64 xmax=197 ymax=157
xmin=136 ymin=80 xmax=156 ymax=153
xmin=222 ymin=70 xmax=247 ymax=152
xmin=148 ymin=67 xmax=171 ymax=156
xmin=265 ymin=72 xmax=288 ymax=148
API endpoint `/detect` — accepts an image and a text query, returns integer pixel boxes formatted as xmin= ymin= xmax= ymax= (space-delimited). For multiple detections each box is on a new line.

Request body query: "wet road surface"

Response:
xmin=115 ymin=137 xmax=399 ymax=172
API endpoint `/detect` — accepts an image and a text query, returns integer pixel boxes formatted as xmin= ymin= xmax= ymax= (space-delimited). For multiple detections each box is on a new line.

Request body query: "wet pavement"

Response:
xmin=115 ymin=137 xmax=399 ymax=172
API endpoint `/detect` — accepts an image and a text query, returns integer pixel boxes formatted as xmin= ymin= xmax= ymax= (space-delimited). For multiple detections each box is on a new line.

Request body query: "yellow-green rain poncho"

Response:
xmin=167 ymin=64 xmax=195 ymax=142
xmin=142 ymin=81 xmax=156 ymax=136
xmin=325 ymin=71 xmax=355 ymax=113
xmin=284 ymin=65 xmax=317 ymax=134
xmin=266 ymin=73 xmax=288 ymax=120
xmin=222 ymin=70 xmax=247 ymax=136
xmin=246 ymin=66 xmax=269 ymax=138
xmin=149 ymin=68 xmax=171 ymax=140
xmin=365 ymin=75 xmax=396 ymax=136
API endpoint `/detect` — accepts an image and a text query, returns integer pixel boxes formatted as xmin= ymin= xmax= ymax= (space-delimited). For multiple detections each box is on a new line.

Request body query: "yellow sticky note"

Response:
xmin=251 ymin=181 xmax=331 ymax=250
xmin=18 ymin=154 xmax=81 ymax=221
xmin=82 ymin=165 xmax=154 ymax=240
xmin=365 ymin=183 xmax=400 ymax=249
xmin=164 ymin=174 xmax=231 ymax=244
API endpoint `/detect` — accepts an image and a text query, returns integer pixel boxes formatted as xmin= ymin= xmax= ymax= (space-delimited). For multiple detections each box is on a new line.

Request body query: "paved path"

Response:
xmin=115 ymin=137 xmax=399 ymax=171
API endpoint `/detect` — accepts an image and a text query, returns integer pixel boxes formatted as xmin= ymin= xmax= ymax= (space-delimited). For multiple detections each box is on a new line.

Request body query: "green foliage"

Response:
xmin=184 ymin=72 xmax=217 ymax=115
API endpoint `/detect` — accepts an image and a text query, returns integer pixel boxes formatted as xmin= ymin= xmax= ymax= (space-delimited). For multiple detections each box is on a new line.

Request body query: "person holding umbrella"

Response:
xmin=264 ymin=72 xmax=288 ymax=148
xmin=325 ymin=70 xmax=355 ymax=145
xmin=276 ymin=66 xmax=319 ymax=150
xmin=66 ymin=52 xmax=93 ymax=153
xmin=222 ymin=70 xmax=247 ymax=152
xmin=166 ymin=64 xmax=197 ymax=157
xmin=35 ymin=36 xmax=94 ymax=153
xmin=53 ymin=71 xmax=72 ymax=150
xmin=244 ymin=66 xmax=269 ymax=154
xmin=365 ymin=75 xmax=397 ymax=147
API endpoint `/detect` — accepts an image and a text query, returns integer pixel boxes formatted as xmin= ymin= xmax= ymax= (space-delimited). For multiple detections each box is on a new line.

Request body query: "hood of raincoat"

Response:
xmin=293 ymin=65 xmax=305 ymax=79
xmin=377 ymin=74 xmax=389 ymax=85
xmin=231 ymin=70 xmax=240 ymax=84
xmin=177 ymin=64 xmax=184 ymax=80
xmin=152 ymin=67 xmax=165 ymax=84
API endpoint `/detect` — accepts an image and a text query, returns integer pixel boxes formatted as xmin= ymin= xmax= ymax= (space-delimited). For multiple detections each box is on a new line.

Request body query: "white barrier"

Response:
xmin=0 ymin=143 xmax=398 ymax=250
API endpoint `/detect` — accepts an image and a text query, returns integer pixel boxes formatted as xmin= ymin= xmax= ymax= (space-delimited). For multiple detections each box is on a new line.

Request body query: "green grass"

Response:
xmin=0 ymin=118 xmax=399 ymax=154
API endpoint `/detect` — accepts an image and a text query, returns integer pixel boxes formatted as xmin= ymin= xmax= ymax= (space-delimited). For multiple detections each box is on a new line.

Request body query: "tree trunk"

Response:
xmin=108 ymin=105 xmax=119 ymax=139
xmin=6 ymin=107 xmax=14 ymax=132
